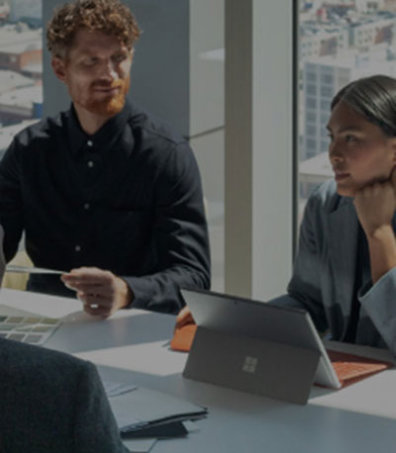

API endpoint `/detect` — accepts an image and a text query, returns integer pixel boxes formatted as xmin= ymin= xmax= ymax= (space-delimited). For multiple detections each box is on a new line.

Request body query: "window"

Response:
xmin=0 ymin=0 xmax=43 ymax=160
xmin=306 ymin=111 xmax=316 ymax=123
xmin=320 ymin=113 xmax=329 ymax=125
xmin=320 ymin=85 xmax=334 ymax=98
xmin=306 ymin=97 xmax=316 ymax=109
xmin=320 ymin=99 xmax=331 ymax=111
xmin=320 ymin=73 xmax=333 ymax=85
xmin=306 ymin=83 xmax=317 ymax=95
xmin=298 ymin=3 xmax=396 ymax=221
xmin=306 ymin=124 xmax=317 ymax=137
xmin=306 ymin=71 xmax=317 ymax=82
xmin=306 ymin=138 xmax=317 ymax=151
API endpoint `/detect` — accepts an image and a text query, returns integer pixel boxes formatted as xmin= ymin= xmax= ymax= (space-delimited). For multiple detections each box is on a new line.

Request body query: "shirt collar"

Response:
xmin=67 ymin=100 xmax=132 ymax=157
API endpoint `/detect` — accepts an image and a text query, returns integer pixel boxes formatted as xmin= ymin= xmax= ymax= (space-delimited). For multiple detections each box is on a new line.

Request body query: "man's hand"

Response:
xmin=61 ymin=267 xmax=132 ymax=317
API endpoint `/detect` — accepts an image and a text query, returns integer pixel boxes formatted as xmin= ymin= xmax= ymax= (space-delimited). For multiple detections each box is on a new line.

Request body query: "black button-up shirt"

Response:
xmin=0 ymin=101 xmax=210 ymax=313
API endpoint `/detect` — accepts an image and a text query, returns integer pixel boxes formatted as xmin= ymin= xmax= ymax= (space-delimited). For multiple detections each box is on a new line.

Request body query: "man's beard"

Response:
xmin=85 ymin=78 xmax=129 ymax=116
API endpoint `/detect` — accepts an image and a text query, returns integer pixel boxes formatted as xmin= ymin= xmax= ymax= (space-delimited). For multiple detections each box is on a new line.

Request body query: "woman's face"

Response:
xmin=327 ymin=100 xmax=396 ymax=197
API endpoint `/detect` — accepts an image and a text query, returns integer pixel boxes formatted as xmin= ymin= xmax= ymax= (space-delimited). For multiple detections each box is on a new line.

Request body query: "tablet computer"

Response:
xmin=181 ymin=288 xmax=341 ymax=398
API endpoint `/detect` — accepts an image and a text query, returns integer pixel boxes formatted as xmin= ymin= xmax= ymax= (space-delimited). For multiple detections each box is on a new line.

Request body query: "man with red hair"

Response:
xmin=0 ymin=0 xmax=210 ymax=317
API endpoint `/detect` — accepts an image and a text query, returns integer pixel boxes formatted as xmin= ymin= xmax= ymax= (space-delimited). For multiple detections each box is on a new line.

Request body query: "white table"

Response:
xmin=2 ymin=288 xmax=396 ymax=453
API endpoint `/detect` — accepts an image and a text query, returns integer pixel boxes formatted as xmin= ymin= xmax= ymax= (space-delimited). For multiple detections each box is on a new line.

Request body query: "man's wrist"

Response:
xmin=124 ymin=284 xmax=134 ymax=308
xmin=116 ymin=277 xmax=134 ymax=309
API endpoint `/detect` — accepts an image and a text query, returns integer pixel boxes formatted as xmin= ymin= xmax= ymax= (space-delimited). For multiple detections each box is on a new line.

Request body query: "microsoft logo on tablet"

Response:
xmin=242 ymin=356 xmax=258 ymax=373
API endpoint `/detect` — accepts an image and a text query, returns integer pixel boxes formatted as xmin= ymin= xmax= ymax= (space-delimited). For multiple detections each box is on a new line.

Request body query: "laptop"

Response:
xmin=0 ymin=225 xmax=61 ymax=345
xmin=180 ymin=288 xmax=341 ymax=405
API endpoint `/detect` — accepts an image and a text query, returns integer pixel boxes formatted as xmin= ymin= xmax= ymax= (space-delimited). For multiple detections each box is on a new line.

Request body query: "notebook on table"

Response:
xmin=0 ymin=227 xmax=61 ymax=346
xmin=0 ymin=305 xmax=61 ymax=345
xmin=172 ymin=323 xmax=393 ymax=387
xmin=171 ymin=323 xmax=197 ymax=352
xmin=326 ymin=349 xmax=393 ymax=387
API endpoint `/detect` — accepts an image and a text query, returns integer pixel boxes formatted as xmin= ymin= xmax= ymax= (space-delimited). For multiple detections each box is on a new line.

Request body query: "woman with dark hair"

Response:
xmin=270 ymin=74 xmax=396 ymax=355
xmin=177 ymin=74 xmax=396 ymax=355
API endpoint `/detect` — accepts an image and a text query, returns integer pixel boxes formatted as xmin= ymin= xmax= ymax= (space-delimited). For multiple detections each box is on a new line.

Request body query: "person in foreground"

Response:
xmin=0 ymin=339 xmax=128 ymax=453
xmin=178 ymin=74 xmax=396 ymax=356
xmin=0 ymin=226 xmax=127 ymax=453
xmin=0 ymin=0 xmax=210 ymax=318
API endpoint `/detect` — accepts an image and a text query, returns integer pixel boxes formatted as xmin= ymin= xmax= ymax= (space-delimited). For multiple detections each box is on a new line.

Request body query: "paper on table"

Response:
xmin=122 ymin=438 xmax=157 ymax=453
xmin=326 ymin=349 xmax=394 ymax=387
xmin=6 ymin=265 xmax=64 ymax=275
xmin=103 ymin=380 xmax=137 ymax=398
xmin=109 ymin=386 xmax=207 ymax=434
xmin=183 ymin=421 xmax=200 ymax=433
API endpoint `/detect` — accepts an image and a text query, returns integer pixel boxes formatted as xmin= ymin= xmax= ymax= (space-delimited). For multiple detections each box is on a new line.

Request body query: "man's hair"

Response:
xmin=47 ymin=0 xmax=141 ymax=58
xmin=331 ymin=74 xmax=396 ymax=137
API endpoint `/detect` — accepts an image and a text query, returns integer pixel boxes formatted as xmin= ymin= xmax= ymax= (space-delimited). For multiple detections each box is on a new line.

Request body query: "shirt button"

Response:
xmin=84 ymin=203 xmax=90 ymax=210
xmin=87 ymin=140 xmax=93 ymax=147
xmin=75 ymin=245 xmax=81 ymax=252
xmin=87 ymin=160 xmax=94 ymax=168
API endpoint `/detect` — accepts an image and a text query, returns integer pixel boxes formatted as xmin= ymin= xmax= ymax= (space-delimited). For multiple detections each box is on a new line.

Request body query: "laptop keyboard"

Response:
xmin=0 ymin=315 xmax=61 ymax=345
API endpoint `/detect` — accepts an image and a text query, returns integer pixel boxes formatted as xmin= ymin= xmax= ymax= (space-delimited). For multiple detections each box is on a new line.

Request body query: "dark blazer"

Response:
xmin=0 ymin=338 xmax=128 ymax=453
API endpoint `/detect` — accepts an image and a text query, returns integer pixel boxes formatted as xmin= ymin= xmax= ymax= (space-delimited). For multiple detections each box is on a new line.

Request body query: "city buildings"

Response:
xmin=299 ymin=1 xmax=396 ymax=204
xmin=9 ymin=0 xmax=41 ymax=26
xmin=0 ymin=15 xmax=42 ymax=128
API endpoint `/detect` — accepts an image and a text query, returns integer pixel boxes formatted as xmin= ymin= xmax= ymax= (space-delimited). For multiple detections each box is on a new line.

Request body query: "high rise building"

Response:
xmin=9 ymin=0 xmax=41 ymax=23
xmin=302 ymin=52 xmax=396 ymax=161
